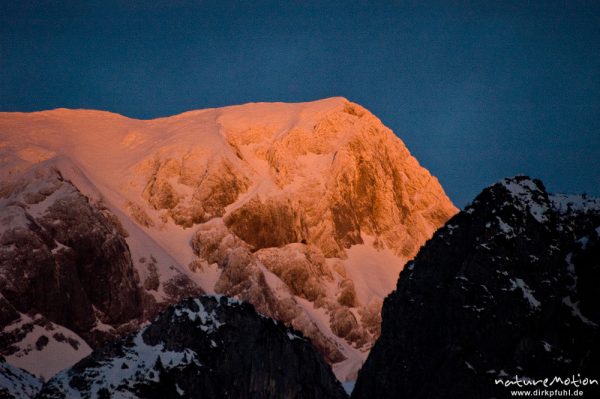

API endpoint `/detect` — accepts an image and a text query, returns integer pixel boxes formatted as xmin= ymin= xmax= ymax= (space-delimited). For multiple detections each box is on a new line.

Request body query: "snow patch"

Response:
xmin=343 ymin=235 xmax=406 ymax=306
xmin=465 ymin=361 xmax=476 ymax=372
xmin=509 ymin=278 xmax=541 ymax=309
xmin=500 ymin=178 xmax=549 ymax=223
xmin=550 ymin=193 xmax=600 ymax=214
xmin=342 ymin=380 xmax=356 ymax=395
xmin=542 ymin=341 xmax=552 ymax=352
xmin=5 ymin=315 xmax=92 ymax=380
xmin=496 ymin=217 xmax=514 ymax=237
xmin=577 ymin=236 xmax=589 ymax=250
xmin=562 ymin=296 xmax=598 ymax=327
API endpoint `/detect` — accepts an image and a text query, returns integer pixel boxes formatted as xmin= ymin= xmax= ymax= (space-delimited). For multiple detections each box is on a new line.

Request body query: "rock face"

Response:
xmin=180 ymin=100 xmax=456 ymax=377
xmin=39 ymin=296 xmax=347 ymax=399
xmin=353 ymin=176 xmax=600 ymax=398
xmin=0 ymin=356 xmax=42 ymax=399
xmin=0 ymin=167 xmax=142 ymax=330
xmin=0 ymin=166 xmax=144 ymax=377
xmin=0 ymin=97 xmax=456 ymax=380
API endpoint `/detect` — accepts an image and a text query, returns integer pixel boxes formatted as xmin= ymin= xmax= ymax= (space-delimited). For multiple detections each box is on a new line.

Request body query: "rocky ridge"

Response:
xmin=38 ymin=295 xmax=347 ymax=399
xmin=353 ymin=176 xmax=600 ymax=398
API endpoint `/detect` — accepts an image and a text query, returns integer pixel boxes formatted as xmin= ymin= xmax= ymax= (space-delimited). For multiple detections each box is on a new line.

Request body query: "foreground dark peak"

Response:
xmin=38 ymin=295 xmax=347 ymax=399
xmin=353 ymin=176 xmax=600 ymax=398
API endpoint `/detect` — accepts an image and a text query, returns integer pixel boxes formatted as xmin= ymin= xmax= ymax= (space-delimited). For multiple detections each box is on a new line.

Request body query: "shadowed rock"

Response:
xmin=353 ymin=176 xmax=600 ymax=399
xmin=39 ymin=296 xmax=348 ymax=399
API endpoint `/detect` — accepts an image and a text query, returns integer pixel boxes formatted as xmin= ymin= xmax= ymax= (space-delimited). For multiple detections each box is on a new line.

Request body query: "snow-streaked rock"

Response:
xmin=0 ymin=167 xmax=144 ymax=377
xmin=353 ymin=176 xmax=600 ymax=399
xmin=38 ymin=295 xmax=347 ymax=399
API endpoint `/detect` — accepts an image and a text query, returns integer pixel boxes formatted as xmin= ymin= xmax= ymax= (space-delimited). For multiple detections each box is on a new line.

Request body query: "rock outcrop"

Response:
xmin=182 ymin=99 xmax=456 ymax=378
xmin=0 ymin=166 xmax=146 ymax=377
xmin=39 ymin=296 xmax=347 ymax=399
xmin=0 ymin=167 xmax=142 ymax=337
xmin=353 ymin=176 xmax=600 ymax=398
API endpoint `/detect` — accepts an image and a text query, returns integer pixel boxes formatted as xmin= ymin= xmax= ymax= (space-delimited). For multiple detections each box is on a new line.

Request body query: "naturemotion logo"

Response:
xmin=494 ymin=375 xmax=598 ymax=389
xmin=494 ymin=374 xmax=598 ymax=397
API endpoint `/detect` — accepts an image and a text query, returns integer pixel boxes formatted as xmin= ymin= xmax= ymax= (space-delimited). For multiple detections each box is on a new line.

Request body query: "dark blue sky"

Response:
xmin=2 ymin=1 xmax=599 ymax=207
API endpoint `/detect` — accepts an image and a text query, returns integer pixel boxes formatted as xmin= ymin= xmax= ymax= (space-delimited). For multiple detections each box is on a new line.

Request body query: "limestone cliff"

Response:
xmin=0 ymin=97 xmax=456 ymax=381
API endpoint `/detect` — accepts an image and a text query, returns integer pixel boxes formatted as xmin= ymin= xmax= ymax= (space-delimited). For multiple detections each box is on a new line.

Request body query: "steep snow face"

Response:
xmin=0 ymin=97 xmax=457 ymax=381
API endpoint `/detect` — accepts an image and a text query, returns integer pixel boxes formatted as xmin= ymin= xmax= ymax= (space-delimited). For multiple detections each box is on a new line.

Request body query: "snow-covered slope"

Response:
xmin=0 ymin=309 xmax=91 ymax=381
xmin=0 ymin=97 xmax=457 ymax=381
xmin=0 ymin=355 xmax=42 ymax=399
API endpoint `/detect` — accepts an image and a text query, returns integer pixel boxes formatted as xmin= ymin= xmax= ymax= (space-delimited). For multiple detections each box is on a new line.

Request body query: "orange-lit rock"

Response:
xmin=0 ymin=97 xmax=457 ymax=381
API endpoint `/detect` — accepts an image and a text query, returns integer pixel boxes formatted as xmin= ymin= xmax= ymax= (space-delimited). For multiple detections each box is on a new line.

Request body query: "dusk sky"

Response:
xmin=1 ymin=1 xmax=599 ymax=207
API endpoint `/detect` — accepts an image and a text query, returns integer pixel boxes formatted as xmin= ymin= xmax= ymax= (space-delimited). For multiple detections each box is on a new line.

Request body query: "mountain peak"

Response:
xmin=354 ymin=177 xmax=600 ymax=398
xmin=463 ymin=175 xmax=551 ymax=226
xmin=1 ymin=98 xmax=456 ymax=382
